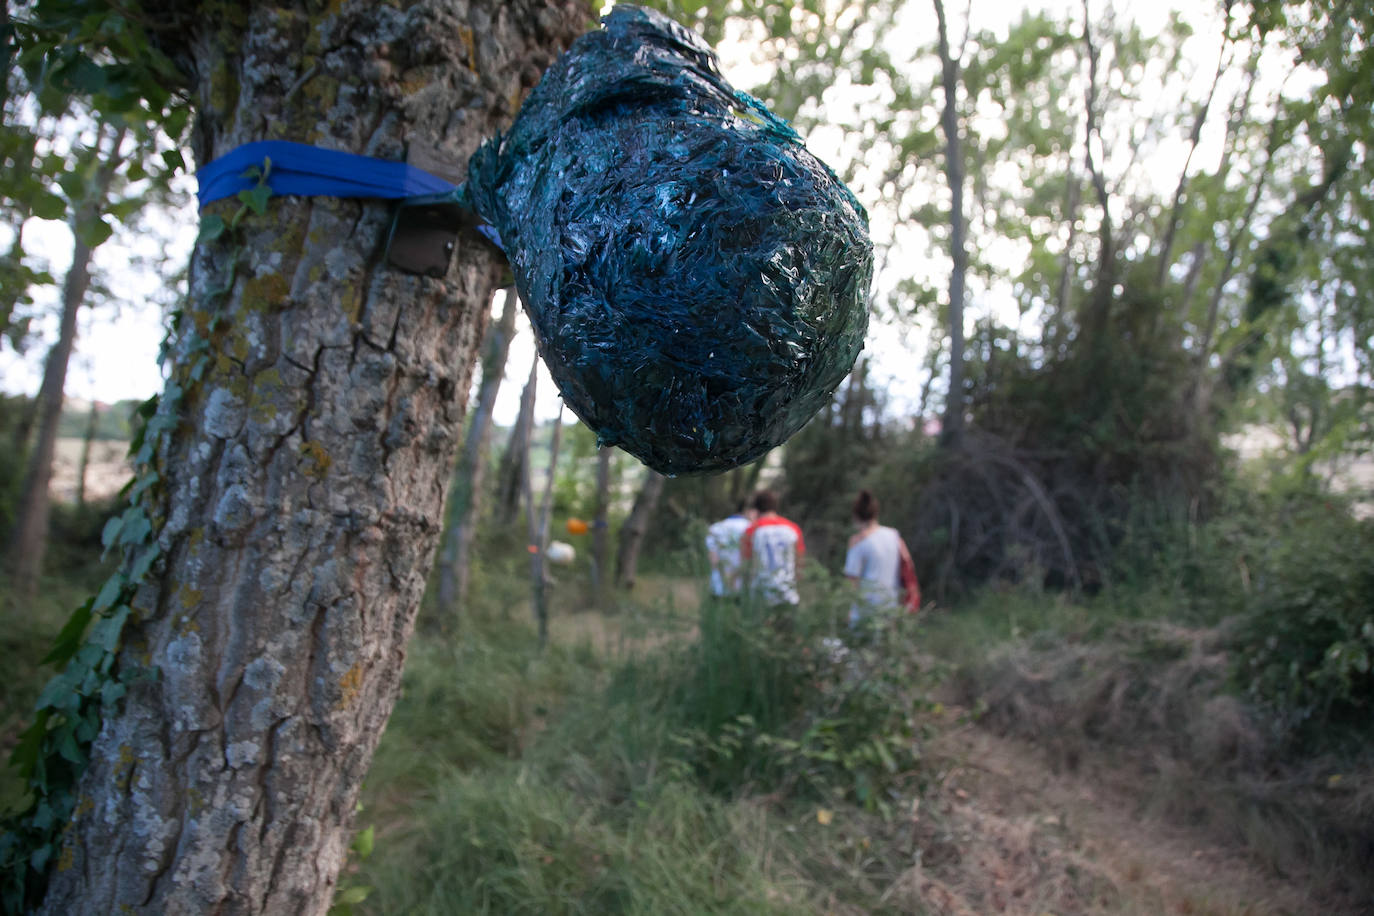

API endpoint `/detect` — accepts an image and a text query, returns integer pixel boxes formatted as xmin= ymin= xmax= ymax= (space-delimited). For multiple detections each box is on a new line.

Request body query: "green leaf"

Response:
xmin=76 ymin=216 xmax=115 ymax=248
xmin=9 ymin=711 xmax=52 ymax=779
xmin=89 ymin=605 xmax=132 ymax=653
xmin=36 ymin=669 xmax=83 ymax=713
xmin=164 ymin=106 xmax=190 ymax=142
xmin=350 ymin=825 xmax=375 ymax=860
xmin=92 ymin=573 xmax=127 ymax=614
xmin=335 ymin=886 xmax=371 ymax=905
xmin=128 ymin=544 xmax=159 ymax=581
xmin=57 ymin=729 xmax=84 ymax=766
xmin=31 ymin=192 xmax=67 ymax=221
xmin=58 ymin=171 xmax=86 ymax=199
xmin=100 ymin=679 xmax=127 ymax=707
xmin=238 ymin=184 xmax=271 ymax=215
xmin=29 ymin=843 xmax=52 ymax=873
xmin=118 ymin=508 xmax=153 ymax=547
xmin=101 ymin=516 xmax=125 ymax=550
xmin=199 ymin=214 xmax=226 ymax=242
xmin=161 ymin=149 xmax=186 ymax=174
xmin=40 ymin=599 xmax=95 ymax=666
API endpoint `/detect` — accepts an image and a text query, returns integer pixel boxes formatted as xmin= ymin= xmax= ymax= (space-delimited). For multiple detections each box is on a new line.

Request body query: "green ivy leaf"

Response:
xmin=35 ymin=670 xmax=83 ymax=713
xmin=57 ymin=730 xmax=84 ymax=766
xmin=238 ymin=184 xmax=271 ymax=215
xmin=9 ymin=711 xmax=52 ymax=779
xmin=100 ymin=680 xmax=127 ymax=707
xmin=101 ymin=516 xmax=125 ymax=550
xmin=199 ymin=214 xmax=226 ymax=242
xmin=89 ymin=605 xmax=132 ymax=653
xmin=127 ymin=545 xmax=159 ymax=581
xmin=92 ymin=573 xmax=126 ymax=614
xmin=40 ymin=598 xmax=95 ymax=666
xmin=118 ymin=508 xmax=153 ymax=547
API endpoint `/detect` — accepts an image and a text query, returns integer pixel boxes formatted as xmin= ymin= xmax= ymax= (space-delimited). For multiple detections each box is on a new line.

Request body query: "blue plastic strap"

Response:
xmin=196 ymin=140 xmax=457 ymax=208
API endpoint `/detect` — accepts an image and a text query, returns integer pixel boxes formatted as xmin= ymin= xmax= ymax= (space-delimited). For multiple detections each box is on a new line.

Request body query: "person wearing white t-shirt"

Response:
xmin=705 ymin=502 xmax=757 ymax=596
xmin=843 ymin=489 xmax=904 ymax=626
xmin=741 ymin=489 xmax=805 ymax=607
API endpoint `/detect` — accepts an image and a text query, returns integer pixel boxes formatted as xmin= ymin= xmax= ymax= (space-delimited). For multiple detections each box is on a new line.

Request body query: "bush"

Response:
xmin=1232 ymin=508 xmax=1374 ymax=739
xmin=620 ymin=569 xmax=940 ymax=814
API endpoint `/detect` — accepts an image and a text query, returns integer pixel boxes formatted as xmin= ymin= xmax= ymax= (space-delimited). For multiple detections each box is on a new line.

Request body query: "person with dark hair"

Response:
xmin=705 ymin=500 xmax=757 ymax=596
xmin=741 ymin=489 xmax=805 ymax=606
xmin=843 ymin=489 xmax=919 ymax=624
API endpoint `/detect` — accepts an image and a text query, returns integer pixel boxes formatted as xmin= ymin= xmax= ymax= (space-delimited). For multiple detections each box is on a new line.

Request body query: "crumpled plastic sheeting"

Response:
xmin=465 ymin=5 xmax=872 ymax=476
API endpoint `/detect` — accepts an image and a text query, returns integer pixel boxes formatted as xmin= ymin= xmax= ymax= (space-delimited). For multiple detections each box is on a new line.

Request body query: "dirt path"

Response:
xmin=901 ymin=721 xmax=1326 ymax=916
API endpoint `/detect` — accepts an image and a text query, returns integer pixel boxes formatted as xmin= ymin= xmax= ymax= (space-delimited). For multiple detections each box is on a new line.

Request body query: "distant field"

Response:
xmin=49 ymin=437 xmax=130 ymax=505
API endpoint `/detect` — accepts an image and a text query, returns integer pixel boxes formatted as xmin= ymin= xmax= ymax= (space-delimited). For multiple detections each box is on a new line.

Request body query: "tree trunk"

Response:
xmin=525 ymin=403 xmax=563 ymax=648
xmin=591 ymin=445 xmax=611 ymax=606
xmin=1154 ymin=24 xmax=1229 ymax=286
xmin=8 ymin=124 xmax=125 ymax=597
xmin=496 ymin=351 xmax=539 ymax=526
xmin=39 ymin=2 xmax=587 ymax=912
xmin=932 ymin=0 xmax=967 ymax=447
xmin=1078 ymin=1 xmax=1116 ymax=363
xmin=75 ymin=398 xmax=99 ymax=509
xmin=615 ymin=468 xmax=665 ymax=590
xmin=435 ymin=287 xmax=519 ymax=625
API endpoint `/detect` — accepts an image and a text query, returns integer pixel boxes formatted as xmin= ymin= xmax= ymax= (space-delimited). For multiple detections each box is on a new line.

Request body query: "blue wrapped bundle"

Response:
xmin=465 ymin=5 xmax=872 ymax=475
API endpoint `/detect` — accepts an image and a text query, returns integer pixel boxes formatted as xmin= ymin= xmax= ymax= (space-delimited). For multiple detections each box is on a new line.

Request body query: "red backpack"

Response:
xmin=897 ymin=537 xmax=921 ymax=612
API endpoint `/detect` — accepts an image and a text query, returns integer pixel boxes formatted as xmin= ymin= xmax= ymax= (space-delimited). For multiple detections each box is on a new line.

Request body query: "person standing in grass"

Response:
xmin=741 ymin=489 xmax=805 ymax=607
xmin=706 ymin=500 xmax=757 ymax=597
xmin=843 ymin=489 xmax=918 ymax=626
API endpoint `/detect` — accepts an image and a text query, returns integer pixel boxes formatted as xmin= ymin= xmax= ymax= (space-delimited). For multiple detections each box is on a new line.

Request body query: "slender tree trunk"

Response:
xmin=1079 ymin=0 xmax=1116 ymax=360
xmin=435 ymin=287 xmax=519 ymax=625
xmin=8 ymin=124 xmax=125 ymax=597
xmin=1191 ymin=118 xmax=1284 ymax=413
xmin=1154 ymin=25 xmax=1229 ymax=286
xmin=1047 ymin=159 xmax=1081 ymax=353
xmin=591 ymin=445 xmax=611 ymax=605
xmin=496 ymin=354 xmax=539 ymax=526
xmin=38 ymin=2 xmax=587 ymax=912
xmin=932 ymin=0 xmax=967 ymax=447
xmin=525 ymin=404 xmax=563 ymax=648
xmin=75 ymin=398 xmax=99 ymax=509
xmin=615 ymin=468 xmax=665 ymax=589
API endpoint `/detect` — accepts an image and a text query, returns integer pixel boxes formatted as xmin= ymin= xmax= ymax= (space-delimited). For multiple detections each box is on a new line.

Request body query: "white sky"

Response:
xmin=0 ymin=0 xmax=1267 ymax=428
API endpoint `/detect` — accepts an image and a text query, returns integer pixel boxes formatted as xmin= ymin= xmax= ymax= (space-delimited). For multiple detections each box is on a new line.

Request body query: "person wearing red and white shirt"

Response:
xmin=741 ymin=489 xmax=805 ymax=606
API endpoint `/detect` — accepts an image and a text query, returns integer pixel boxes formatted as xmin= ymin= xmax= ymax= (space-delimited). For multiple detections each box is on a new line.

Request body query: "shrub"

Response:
xmin=627 ymin=569 xmax=940 ymax=814
xmin=1232 ymin=508 xmax=1374 ymax=739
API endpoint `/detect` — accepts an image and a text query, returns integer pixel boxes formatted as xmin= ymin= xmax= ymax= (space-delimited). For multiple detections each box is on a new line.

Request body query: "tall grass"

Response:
xmin=352 ymin=565 xmax=942 ymax=914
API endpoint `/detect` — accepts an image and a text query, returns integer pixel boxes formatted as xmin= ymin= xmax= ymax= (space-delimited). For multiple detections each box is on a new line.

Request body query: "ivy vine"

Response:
xmin=0 ymin=163 xmax=275 ymax=912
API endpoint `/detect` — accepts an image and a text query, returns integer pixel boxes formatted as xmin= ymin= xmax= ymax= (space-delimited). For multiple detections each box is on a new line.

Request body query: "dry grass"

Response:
xmin=949 ymin=619 xmax=1374 ymax=913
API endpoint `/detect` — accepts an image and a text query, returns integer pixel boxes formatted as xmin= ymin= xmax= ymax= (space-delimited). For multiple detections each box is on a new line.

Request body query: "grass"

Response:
xmin=348 ymin=563 xmax=946 ymax=915
xmin=932 ymin=581 xmax=1374 ymax=910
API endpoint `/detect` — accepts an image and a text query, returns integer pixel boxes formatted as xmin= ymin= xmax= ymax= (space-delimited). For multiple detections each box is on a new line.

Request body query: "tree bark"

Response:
xmin=615 ymin=468 xmax=665 ymax=589
xmin=1154 ymin=23 xmax=1229 ymax=286
xmin=435 ymin=287 xmax=519 ymax=625
xmin=932 ymin=0 xmax=967 ymax=447
xmin=525 ymin=403 xmax=563 ymax=648
xmin=75 ymin=398 xmax=99 ymax=509
xmin=496 ymin=347 xmax=539 ymax=526
xmin=8 ymin=123 xmax=125 ymax=597
xmin=1078 ymin=0 xmax=1116 ymax=362
xmin=39 ymin=2 xmax=587 ymax=913
xmin=591 ymin=445 xmax=611 ymax=605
